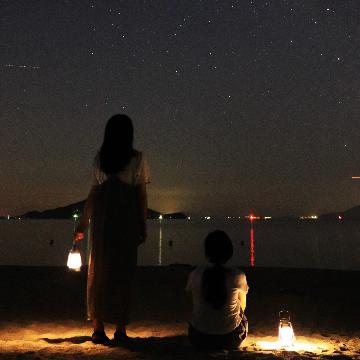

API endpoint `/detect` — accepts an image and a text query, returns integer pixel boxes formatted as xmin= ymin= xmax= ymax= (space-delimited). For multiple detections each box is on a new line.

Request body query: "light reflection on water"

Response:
xmin=250 ymin=224 xmax=255 ymax=267
xmin=0 ymin=219 xmax=359 ymax=270
xmin=147 ymin=219 xmax=257 ymax=268
xmin=158 ymin=219 xmax=163 ymax=266
xmin=143 ymin=219 xmax=360 ymax=271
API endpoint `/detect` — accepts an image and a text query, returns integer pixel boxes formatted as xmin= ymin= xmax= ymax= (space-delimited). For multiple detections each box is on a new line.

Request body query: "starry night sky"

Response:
xmin=1 ymin=0 xmax=360 ymax=217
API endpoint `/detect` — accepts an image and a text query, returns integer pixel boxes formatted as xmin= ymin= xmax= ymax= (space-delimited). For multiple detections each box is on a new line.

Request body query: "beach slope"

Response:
xmin=0 ymin=266 xmax=359 ymax=359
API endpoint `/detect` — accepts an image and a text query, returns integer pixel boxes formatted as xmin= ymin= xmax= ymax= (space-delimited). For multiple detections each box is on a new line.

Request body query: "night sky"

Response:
xmin=1 ymin=0 xmax=360 ymax=217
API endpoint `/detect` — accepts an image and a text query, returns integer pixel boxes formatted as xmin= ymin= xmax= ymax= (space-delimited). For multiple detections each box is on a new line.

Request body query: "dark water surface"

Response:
xmin=0 ymin=219 xmax=359 ymax=270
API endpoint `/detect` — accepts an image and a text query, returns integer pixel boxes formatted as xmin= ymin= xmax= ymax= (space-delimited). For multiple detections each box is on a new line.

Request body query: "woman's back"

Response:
xmin=93 ymin=151 xmax=150 ymax=187
xmin=186 ymin=266 xmax=247 ymax=335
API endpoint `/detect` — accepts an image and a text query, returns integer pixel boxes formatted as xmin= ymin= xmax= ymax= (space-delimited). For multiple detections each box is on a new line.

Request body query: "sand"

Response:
xmin=0 ymin=266 xmax=359 ymax=359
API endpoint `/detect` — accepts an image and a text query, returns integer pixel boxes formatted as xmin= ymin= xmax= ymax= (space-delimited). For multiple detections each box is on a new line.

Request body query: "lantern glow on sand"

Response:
xmin=67 ymin=244 xmax=82 ymax=271
xmin=256 ymin=338 xmax=328 ymax=353
xmin=256 ymin=310 xmax=330 ymax=353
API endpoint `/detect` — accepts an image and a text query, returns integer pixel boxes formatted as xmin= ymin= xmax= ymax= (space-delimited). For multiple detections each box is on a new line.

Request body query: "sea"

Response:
xmin=0 ymin=219 xmax=359 ymax=271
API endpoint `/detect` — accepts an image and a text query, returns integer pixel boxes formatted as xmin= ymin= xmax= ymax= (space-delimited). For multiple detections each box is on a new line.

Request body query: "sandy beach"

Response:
xmin=0 ymin=265 xmax=359 ymax=359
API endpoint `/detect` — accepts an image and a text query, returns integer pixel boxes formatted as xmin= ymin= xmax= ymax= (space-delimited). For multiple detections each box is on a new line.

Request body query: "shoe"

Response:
xmin=91 ymin=331 xmax=111 ymax=345
xmin=113 ymin=331 xmax=130 ymax=343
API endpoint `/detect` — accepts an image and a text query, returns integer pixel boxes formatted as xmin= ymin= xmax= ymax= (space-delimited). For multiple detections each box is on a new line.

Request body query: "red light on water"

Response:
xmin=250 ymin=225 xmax=255 ymax=267
xmin=249 ymin=214 xmax=255 ymax=221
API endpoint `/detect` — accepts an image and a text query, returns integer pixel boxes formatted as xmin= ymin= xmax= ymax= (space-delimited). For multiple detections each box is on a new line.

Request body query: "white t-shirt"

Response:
xmin=93 ymin=151 xmax=150 ymax=187
xmin=186 ymin=266 xmax=248 ymax=335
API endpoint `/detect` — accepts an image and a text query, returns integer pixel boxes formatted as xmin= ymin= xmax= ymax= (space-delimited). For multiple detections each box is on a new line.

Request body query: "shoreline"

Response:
xmin=1 ymin=263 xmax=360 ymax=271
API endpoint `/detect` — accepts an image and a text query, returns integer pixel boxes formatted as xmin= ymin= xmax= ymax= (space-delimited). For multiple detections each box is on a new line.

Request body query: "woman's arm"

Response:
xmin=237 ymin=272 xmax=249 ymax=311
xmin=136 ymin=181 xmax=147 ymax=244
xmin=74 ymin=186 xmax=97 ymax=242
xmin=238 ymin=291 xmax=247 ymax=311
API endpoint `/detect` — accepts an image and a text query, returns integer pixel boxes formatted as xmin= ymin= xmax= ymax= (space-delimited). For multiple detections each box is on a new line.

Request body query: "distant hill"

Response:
xmin=20 ymin=200 xmax=161 ymax=220
xmin=320 ymin=205 xmax=360 ymax=220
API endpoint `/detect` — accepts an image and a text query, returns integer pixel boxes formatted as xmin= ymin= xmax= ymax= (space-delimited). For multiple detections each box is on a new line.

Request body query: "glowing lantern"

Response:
xmin=278 ymin=310 xmax=295 ymax=347
xmin=67 ymin=243 xmax=82 ymax=271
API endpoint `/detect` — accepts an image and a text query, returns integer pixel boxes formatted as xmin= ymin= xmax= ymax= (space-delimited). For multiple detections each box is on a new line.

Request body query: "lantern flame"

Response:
xmin=279 ymin=324 xmax=295 ymax=347
xmin=278 ymin=310 xmax=295 ymax=347
xmin=67 ymin=248 xmax=82 ymax=271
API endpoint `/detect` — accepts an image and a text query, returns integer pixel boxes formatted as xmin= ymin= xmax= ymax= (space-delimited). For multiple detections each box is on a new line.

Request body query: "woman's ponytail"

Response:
xmin=201 ymin=230 xmax=233 ymax=309
xmin=202 ymin=265 xmax=228 ymax=310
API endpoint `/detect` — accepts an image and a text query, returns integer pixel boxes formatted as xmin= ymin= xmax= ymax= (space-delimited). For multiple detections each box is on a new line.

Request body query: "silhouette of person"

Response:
xmin=74 ymin=114 xmax=150 ymax=344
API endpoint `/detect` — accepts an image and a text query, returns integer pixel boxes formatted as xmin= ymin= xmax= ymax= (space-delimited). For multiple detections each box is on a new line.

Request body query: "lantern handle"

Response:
xmin=279 ymin=310 xmax=290 ymax=320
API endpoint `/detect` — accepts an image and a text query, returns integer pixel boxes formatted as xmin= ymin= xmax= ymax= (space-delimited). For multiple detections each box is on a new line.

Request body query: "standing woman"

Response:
xmin=74 ymin=114 xmax=150 ymax=344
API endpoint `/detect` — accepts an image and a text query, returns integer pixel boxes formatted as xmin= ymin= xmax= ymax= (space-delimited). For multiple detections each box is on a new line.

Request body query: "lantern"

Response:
xmin=67 ymin=243 xmax=82 ymax=271
xmin=278 ymin=310 xmax=295 ymax=347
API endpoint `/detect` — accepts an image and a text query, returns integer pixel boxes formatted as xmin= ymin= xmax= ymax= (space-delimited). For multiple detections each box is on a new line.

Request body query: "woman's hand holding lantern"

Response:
xmin=74 ymin=231 xmax=84 ymax=242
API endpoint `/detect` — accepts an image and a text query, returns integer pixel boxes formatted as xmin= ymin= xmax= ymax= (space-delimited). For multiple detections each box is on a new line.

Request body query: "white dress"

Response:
xmin=87 ymin=150 xmax=150 ymax=324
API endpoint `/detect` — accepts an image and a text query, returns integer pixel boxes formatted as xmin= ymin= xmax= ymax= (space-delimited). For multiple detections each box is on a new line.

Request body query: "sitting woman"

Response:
xmin=186 ymin=230 xmax=249 ymax=350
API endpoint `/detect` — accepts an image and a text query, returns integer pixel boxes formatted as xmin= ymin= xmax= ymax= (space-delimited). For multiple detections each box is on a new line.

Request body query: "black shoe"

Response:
xmin=91 ymin=331 xmax=111 ymax=345
xmin=113 ymin=331 xmax=130 ymax=343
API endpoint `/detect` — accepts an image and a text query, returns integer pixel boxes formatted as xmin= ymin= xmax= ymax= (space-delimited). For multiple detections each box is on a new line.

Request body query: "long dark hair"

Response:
xmin=99 ymin=114 xmax=135 ymax=175
xmin=202 ymin=230 xmax=233 ymax=310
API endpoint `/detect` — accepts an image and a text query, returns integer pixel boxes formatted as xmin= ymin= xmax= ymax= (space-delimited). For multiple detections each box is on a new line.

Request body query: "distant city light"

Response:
xmin=245 ymin=214 xmax=260 ymax=221
xmin=300 ymin=215 xmax=318 ymax=220
xmin=338 ymin=215 xmax=342 ymax=220
xmin=72 ymin=214 xmax=79 ymax=219
xmin=7 ymin=215 xmax=10 ymax=220
xmin=187 ymin=216 xmax=191 ymax=220
xmin=264 ymin=216 xmax=272 ymax=220
xmin=158 ymin=214 xmax=163 ymax=220
xmin=204 ymin=216 xmax=211 ymax=220
xmin=351 ymin=176 xmax=360 ymax=179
